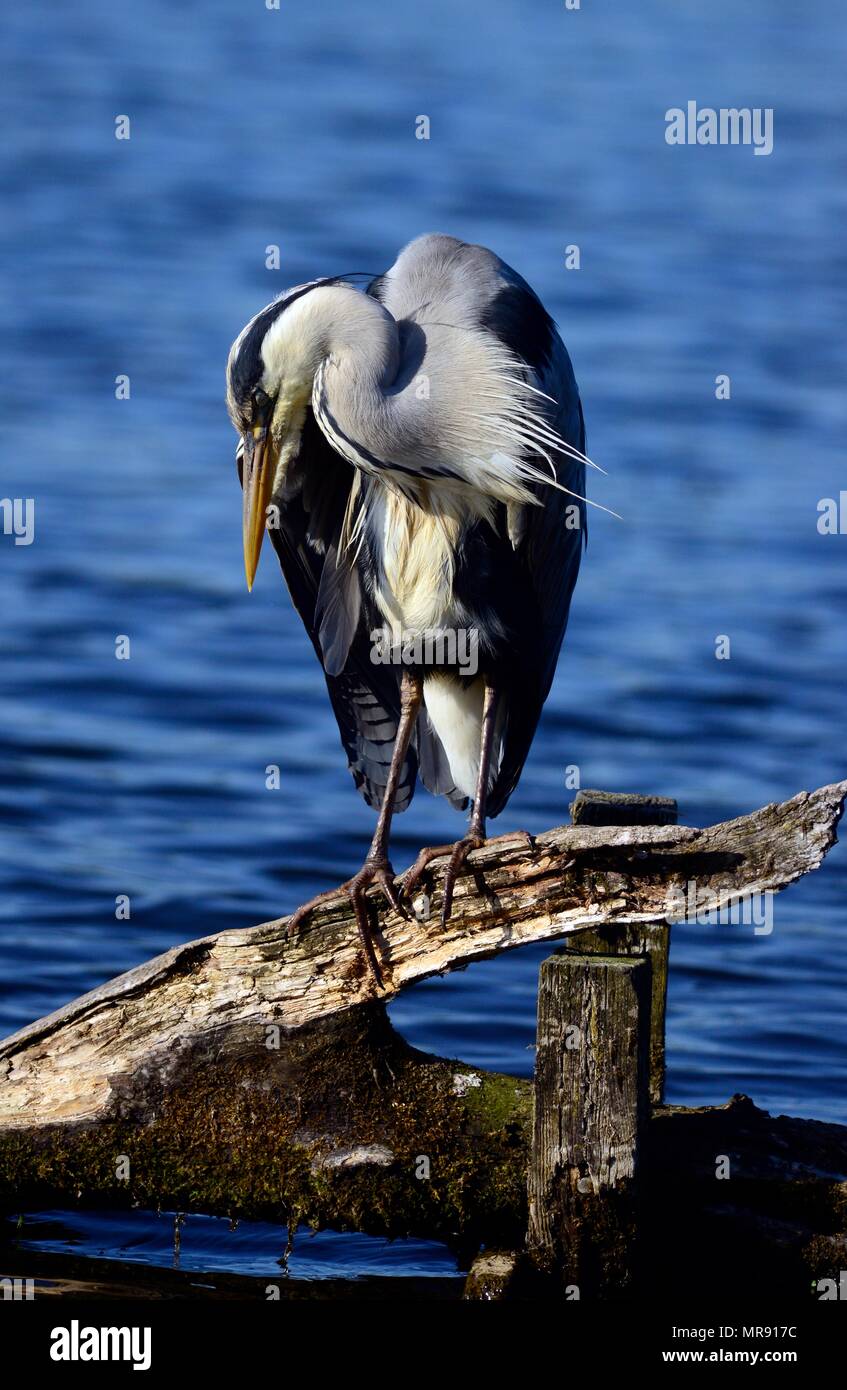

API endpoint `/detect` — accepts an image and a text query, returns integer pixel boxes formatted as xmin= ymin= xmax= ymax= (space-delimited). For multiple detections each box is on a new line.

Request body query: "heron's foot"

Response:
xmin=286 ymin=855 xmax=406 ymax=988
xmin=402 ymin=830 xmax=536 ymax=927
xmin=402 ymin=835 xmax=484 ymax=926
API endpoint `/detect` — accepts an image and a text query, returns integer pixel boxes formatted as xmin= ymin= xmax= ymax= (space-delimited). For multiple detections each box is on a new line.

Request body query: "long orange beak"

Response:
xmin=241 ymin=426 xmax=276 ymax=591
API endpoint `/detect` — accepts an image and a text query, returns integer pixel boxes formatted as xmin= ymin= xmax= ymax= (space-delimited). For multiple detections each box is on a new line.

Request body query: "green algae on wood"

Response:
xmin=0 ymin=1008 xmax=532 ymax=1248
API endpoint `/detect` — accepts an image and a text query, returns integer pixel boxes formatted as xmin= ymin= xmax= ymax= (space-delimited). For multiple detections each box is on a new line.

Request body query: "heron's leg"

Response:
xmin=402 ymin=685 xmax=533 ymax=926
xmin=286 ymin=670 xmax=423 ymax=986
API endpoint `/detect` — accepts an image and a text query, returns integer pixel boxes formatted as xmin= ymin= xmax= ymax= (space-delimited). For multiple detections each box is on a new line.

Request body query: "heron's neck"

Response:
xmin=313 ymin=288 xmax=525 ymax=525
xmin=310 ymin=287 xmax=442 ymax=477
xmin=312 ymin=285 xmax=400 ymax=389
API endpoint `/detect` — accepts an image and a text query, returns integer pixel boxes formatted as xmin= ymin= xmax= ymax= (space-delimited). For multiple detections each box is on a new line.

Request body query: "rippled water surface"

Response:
xmin=1 ymin=0 xmax=845 ymax=1282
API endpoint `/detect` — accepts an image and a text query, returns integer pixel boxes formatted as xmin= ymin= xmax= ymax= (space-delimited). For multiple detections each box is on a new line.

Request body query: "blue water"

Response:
xmin=13 ymin=1210 xmax=457 ymax=1282
xmin=1 ymin=0 xmax=846 ymax=1282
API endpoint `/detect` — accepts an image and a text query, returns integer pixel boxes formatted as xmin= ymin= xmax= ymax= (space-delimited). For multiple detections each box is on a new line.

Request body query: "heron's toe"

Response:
xmin=286 ymin=883 xmax=349 ymax=938
xmin=439 ymin=835 xmax=485 ymax=926
xmin=400 ymin=836 xmax=485 ymax=925
xmin=347 ymin=858 xmax=406 ymax=918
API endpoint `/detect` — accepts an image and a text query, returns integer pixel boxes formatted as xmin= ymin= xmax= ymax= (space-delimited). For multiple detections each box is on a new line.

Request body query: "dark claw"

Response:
xmin=285 ymin=857 xmax=406 ymax=987
xmin=400 ymin=843 xmax=455 ymax=906
xmin=376 ymin=867 xmax=408 ymax=920
xmin=401 ymin=835 xmax=484 ymax=925
xmin=287 ymin=887 xmax=344 ymax=939
xmin=439 ymin=836 xmax=483 ymax=926
xmin=347 ymin=875 xmax=384 ymax=988
xmin=402 ymin=829 xmax=535 ymax=924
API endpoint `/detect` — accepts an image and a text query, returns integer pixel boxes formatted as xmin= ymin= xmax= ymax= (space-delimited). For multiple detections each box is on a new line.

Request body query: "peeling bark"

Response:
xmin=0 ymin=780 xmax=844 ymax=1270
xmin=2 ymin=779 xmax=843 ymax=1132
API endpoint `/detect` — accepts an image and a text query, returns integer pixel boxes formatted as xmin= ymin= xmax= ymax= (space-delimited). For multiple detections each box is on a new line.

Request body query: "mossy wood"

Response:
xmin=0 ymin=780 xmax=844 ymax=1268
xmin=527 ymin=954 xmax=651 ymax=1295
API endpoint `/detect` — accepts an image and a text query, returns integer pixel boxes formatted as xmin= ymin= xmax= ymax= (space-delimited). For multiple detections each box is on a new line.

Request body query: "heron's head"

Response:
xmin=226 ymin=279 xmax=340 ymax=589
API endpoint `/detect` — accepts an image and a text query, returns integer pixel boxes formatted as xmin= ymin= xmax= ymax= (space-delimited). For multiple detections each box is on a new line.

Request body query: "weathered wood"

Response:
xmin=566 ymin=792 xmax=673 ymax=1105
xmin=566 ymin=923 xmax=670 ymax=1105
xmin=0 ymin=779 xmax=842 ymax=1138
xmin=0 ymin=1006 xmax=534 ymax=1246
xmin=2 ymin=1090 xmax=844 ymax=1300
xmin=570 ymin=789 xmax=678 ymax=827
xmin=527 ymin=954 xmax=650 ymax=1296
xmin=641 ymin=925 xmax=669 ymax=1106
xmin=463 ymin=1250 xmax=524 ymax=1300
xmin=0 ymin=779 xmax=844 ymax=1268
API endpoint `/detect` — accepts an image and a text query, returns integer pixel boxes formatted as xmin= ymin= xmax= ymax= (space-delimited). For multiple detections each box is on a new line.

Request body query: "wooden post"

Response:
xmin=525 ymin=790 xmax=674 ymax=1295
xmin=527 ymin=953 xmax=651 ymax=1297
xmin=567 ymin=923 xmax=669 ymax=1105
xmin=569 ymin=788 xmax=677 ymax=828
xmin=568 ymin=789 xmax=677 ymax=1105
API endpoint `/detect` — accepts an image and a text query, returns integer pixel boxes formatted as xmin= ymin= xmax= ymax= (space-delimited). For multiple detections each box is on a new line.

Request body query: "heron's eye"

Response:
xmin=248 ymin=387 xmax=274 ymax=432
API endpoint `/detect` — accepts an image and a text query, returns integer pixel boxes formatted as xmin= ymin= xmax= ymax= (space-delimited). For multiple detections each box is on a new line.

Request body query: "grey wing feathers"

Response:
xmin=314 ymin=541 xmax=361 ymax=678
xmin=523 ymin=351 xmax=586 ymax=701
xmin=248 ymin=238 xmax=583 ymax=821
xmin=244 ymin=410 xmax=417 ymax=813
xmin=472 ymin=244 xmax=586 ymax=816
xmin=375 ymin=234 xmax=586 ymax=818
xmin=488 ymin=348 xmax=585 ymax=818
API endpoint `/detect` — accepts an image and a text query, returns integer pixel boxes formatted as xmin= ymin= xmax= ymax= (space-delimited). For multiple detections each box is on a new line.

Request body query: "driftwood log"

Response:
xmin=1 ymin=779 xmax=845 ymax=1294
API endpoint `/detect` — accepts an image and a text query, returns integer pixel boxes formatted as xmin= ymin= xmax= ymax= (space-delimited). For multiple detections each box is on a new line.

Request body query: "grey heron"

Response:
xmin=226 ymin=234 xmax=594 ymax=982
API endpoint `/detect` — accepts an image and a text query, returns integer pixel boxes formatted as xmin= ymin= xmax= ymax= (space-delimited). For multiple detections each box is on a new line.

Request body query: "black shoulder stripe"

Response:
xmin=229 ymin=277 xmax=344 ymax=403
xmin=479 ymin=282 xmax=555 ymax=374
xmin=365 ymin=273 xmax=388 ymax=301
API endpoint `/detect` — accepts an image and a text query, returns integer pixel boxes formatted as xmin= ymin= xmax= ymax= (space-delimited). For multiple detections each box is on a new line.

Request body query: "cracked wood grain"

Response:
xmin=0 ymin=779 xmax=844 ymax=1131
